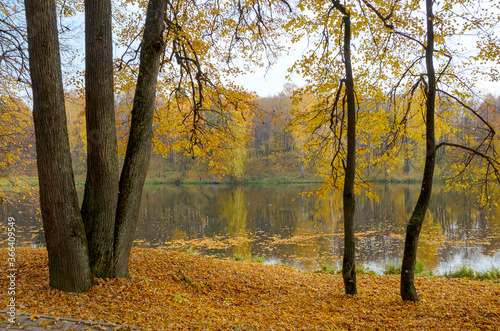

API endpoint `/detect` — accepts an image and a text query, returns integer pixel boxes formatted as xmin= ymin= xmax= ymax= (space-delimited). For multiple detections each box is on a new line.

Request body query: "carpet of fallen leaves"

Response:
xmin=2 ymin=248 xmax=500 ymax=330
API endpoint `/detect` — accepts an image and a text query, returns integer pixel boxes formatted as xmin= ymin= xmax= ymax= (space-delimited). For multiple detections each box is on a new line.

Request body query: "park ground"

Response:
xmin=1 ymin=247 xmax=499 ymax=330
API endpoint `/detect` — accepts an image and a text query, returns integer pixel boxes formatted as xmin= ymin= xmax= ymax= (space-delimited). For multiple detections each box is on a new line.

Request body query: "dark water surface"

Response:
xmin=2 ymin=184 xmax=500 ymax=274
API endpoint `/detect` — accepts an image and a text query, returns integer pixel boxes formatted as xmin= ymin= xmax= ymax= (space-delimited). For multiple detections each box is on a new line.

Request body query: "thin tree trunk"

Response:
xmin=300 ymin=152 xmax=304 ymax=178
xmin=113 ymin=0 xmax=167 ymax=278
xmin=25 ymin=0 xmax=92 ymax=292
xmin=400 ymin=0 xmax=436 ymax=302
xmin=81 ymin=0 xmax=119 ymax=278
xmin=342 ymin=13 xmax=357 ymax=295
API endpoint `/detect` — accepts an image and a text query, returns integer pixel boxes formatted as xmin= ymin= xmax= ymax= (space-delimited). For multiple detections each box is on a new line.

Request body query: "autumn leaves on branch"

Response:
xmin=5 ymin=0 xmax=500 ymax=302
xmin=286 ymin=0 xmax=500 ymax=301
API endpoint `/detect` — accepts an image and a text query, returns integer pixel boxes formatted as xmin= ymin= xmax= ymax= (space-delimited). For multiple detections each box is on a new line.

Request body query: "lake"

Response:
xmin=2 ymin=183 xmax=500 ymax=274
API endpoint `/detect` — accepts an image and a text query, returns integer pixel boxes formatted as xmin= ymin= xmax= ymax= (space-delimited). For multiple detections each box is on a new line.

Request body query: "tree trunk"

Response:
xmin=25 ymin=0 xmax=92 ymax=292
xmin=400 ymin=0 xmax=436 ymax=302
xmin=81 ymin=0 xmax=119 ymax=278
xmin=300 ymin=152 xmax=304 ymax=178
xmin=403 ymin=137 xmax=411 ymax=175
xmin=113 ymin=0 xmax=168 ymax=278
xmin=341 ymin=13 xmax=357 ymax=295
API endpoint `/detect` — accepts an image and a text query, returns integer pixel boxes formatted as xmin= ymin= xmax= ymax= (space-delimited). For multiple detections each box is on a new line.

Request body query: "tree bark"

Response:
xmin=342 ymin=13 xmax=357 ymax=295
xmin=82 ymin=0 xmax=119 ymax=278
xmin=400 ymin=0 xmax=436 ymax=302
xmin=25 ymin=0 xmax=92 ymax=292
xmin=113 ymin=0 xmax=167 ymax=278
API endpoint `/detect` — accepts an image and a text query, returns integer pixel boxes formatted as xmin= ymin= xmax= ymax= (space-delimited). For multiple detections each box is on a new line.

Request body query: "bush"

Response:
xmin=315 ymin=263 xmax=339 ymax=275
xmin=415 ymin=260 xmax=426 ymax=274
xmin=185 ymin=247 xmax=199 ymax=256
xmin=478 ymin=267 xmax=500 ymax=280
xmin=356 ymin=264 xmax=376 ymax=275
xmin=444 ymin=265 xmax=500 ymax=280
xmin=253 ymin=256 xmax=266 ymax=263
xmin=444 ymin=265 xmax=475 ymax=279
xmin=232 ymin=253 xmax=246 ymax=262
xmin=383 ymin=263 xmax=401 ymax=275
xmin=383 ymin=260 xmax=426 ymax=275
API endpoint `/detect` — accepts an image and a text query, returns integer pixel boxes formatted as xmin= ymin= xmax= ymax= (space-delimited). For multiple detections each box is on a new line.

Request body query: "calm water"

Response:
xmin=2 ymin=184 xmax=500 ymax=274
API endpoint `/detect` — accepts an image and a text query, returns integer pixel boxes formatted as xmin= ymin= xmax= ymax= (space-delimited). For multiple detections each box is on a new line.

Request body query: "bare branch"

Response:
xmin=437 ymin=88 xmax=496 ymax=135
xmin=436 ymin=142 xmax=500 ymax=181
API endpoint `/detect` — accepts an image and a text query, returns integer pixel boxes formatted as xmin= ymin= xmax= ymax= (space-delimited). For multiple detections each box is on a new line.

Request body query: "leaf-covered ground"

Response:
xmin=2 ymin=248 xmax=500 ymax=330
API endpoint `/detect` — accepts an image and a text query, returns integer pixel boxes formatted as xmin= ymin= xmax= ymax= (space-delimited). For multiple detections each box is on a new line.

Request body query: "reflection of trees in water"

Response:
xmin=135 ymin=186 xmax=215 ymax=245
xmin=219 ymin=187 xmax=251 ymax=257
xmin=4 ymin=183 xmax=500 ymax=271
xmin=404 ymin=186 xmax=413 ymax=214
xmin=430 ymin=186 xmax=494 ymax=239
xmin=0 ymin=200 xmax=43 ymax=247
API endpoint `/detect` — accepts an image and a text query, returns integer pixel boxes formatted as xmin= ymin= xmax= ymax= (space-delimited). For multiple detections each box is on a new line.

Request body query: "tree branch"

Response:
xmin=436 ymin=142 xmax=500 ymax=181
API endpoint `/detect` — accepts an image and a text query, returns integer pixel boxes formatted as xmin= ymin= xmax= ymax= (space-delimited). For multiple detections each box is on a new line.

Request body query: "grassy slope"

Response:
xmin=2 ymin=248 xmax=499 ymax=330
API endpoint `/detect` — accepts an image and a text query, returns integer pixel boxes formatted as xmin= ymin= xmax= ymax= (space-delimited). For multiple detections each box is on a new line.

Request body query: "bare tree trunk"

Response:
xmin=25 ymin=0 xmax=92 ymax=292
xmin=400 ymin=0 xmax=436 ymax=302
xmin=300 ymin=152 xmax=304 ymax=178
xmin=81 ymin=0 xmax=119 ymax=278
xmin=342 ymin=12 xmax=357 ymax=295
xmin=113 ymin=0 xmax=168 ymax=278
xmin=403 ymin=136 xmax=411 ymax=175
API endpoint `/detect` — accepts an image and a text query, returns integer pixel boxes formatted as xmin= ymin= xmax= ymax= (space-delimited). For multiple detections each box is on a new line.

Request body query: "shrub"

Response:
xmin=185 ymin=247 xmax=199 ymax=256
xmin=356 ymin=263 xmax=376 ymax=275
xmin=444 ymin=265 xmax=475 ymax=279
xmin=415 ymin=260 xmax=426 ymax=274
xmin=383 ymin=263 xmax=401 ymax=275
xmin=383 ymin=260 xmax=426 ymax=275
xmin=444 ymin=265 xmax=500 ymax=280
xmin=478 ymin=267 xmax=500 ymax=280
xmin=232 ymin=253 xmax=246 ymax=262
xmin=314 ymin=263 xmax=339 ymax=275
xmin=253 ymin=256 xmax=266 ymax=263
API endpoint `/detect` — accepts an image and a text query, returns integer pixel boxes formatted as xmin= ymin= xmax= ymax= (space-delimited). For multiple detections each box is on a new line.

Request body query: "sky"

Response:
xmin=231 ymin=37 xmax=500 ymax=99
xmin=234 ymin=53 xmax=500 ymax=99
xmin=232 ymin=51 xmax=304 ymax=97
xmin=57 ymin=2 xmax=499 ymax=100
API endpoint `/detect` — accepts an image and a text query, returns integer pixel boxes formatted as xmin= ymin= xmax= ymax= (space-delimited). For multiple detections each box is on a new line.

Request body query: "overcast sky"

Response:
xmin=232 ymin=41 xmax=500 ymax=99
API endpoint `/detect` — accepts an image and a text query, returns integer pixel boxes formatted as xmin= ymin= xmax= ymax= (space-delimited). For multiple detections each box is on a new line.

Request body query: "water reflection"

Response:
xmin=2 ymin=184 xmax=500 ymax=274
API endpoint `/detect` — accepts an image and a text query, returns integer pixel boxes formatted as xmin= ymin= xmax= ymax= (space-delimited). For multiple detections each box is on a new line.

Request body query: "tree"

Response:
xmin=287 ymin=0 xmax=391 ymax=294
xmin=331 ymin=0 xmax=358 ymax=295
xmin=81 ymin=0 xmax=119 ymax=278
xmin=0 ymin=1 xmax=28 ymax=85
xmin=400 ymin=0 xmax=438 ymax=302
xmin=114 ymin=0 xmax=172 ymax=277
xmin=0 ymin=1 xmax=37 ymax=202
xmin=362 ymin=0 xmax=500 ymax=301
xmin=24 ymin=0 xmax=289 ymax=291
xmin=25 ymin=0 xmax=168 ymax=290
xmin=25 ymin=0 xmax=92 ymax=292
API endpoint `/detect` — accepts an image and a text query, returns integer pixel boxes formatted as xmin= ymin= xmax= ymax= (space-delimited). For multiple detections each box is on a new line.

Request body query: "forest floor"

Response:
xmin=1 ymin=247 xmax=499 ymax=330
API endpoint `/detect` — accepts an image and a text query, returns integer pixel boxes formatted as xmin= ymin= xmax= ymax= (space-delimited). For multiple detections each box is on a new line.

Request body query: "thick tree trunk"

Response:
xmin=400 ymin=0 xmax=436 ymax=302
xmin=342 ymin=13 xmax=357 ymax=295
xmin=25 ymin=0 xmax=92 ymax=292
xmin=82 ymin=0 xmax=119 ymax=278
xmin=113 ymin=0 xmax=168 ymax=278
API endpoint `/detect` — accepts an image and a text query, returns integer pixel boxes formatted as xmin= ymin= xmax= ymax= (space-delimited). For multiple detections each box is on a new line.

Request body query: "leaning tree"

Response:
xmin=362 ymin=0 xmax=500 ymax=301
xmin=25 ymin=0 xmax=289 ymax=292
